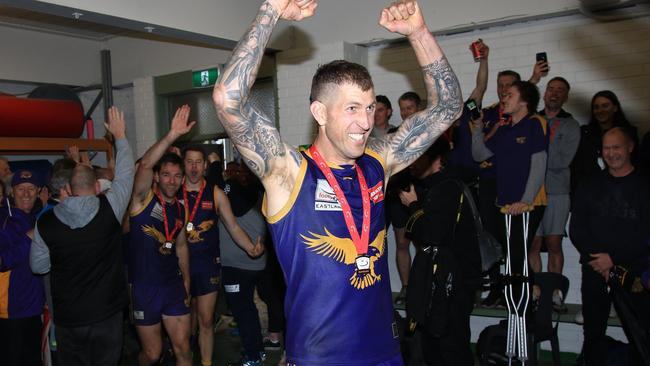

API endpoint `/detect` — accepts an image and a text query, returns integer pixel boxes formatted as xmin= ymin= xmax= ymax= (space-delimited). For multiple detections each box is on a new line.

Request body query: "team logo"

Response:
xmin=20 ymin=171 xmax=32 ymax=179
xmin=141 ymin=225 xmax=173 ymax=255
xmin=516 ymin=136 xmax=527 ymax=144
xmin=301 ymin=229 xmax=386 ymax=290
xmin=187 ymin=220 xmax=215 ymax=243
xmin=314 ymin=179 xmax=342 ymax=211
xmin=201 ymin=201 xmax=213 ymax=210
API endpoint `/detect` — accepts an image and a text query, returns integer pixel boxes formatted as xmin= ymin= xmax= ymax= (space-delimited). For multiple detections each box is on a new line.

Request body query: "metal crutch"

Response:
xmin=503 ymin=209 xmax=532 ymax=365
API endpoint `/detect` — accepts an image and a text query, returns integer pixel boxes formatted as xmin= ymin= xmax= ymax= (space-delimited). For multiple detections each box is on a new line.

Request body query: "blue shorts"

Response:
xmin=190 ymin=269 xmax=221 ymax=297
xmin=131 ymin=281 xmax=190 ymax=326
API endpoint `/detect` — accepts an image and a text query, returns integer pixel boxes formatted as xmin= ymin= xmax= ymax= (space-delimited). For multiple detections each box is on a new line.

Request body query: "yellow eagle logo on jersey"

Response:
xmin=187 ymin=220 xmax=215 ymax=244
xmin=301 ymin=228 xmax=386 ymax=290
xmin=142 ymin=225 xmax=173 ymax=255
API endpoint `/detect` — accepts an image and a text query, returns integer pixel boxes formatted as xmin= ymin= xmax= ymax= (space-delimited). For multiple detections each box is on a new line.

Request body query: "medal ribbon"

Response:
xmin=309 ymin=145 xmax=371 ymax=255
xmin=156 ymin=190 xmax=182 ymax=243
xmin=182 ymin=180 xmax=206 ymax=228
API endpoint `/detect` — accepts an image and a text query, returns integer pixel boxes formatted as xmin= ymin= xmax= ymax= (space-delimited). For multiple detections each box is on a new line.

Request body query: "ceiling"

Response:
xmin=0 ymin=2 xmax=236 ymax=50
xmin=0 ymin=5 xmax=135 ymax=41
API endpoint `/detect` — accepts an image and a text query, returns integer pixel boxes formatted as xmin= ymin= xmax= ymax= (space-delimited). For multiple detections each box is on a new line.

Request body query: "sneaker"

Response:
xmin=575 ymin=309 xmax=584 ymax=324
xmin=394 ymin=286 xmax=407 ymax=306
xmin=481 ymin=289 xmax=503 ymax=308
xmin=229 ymin=359 xmax=263 ymax=366
xmin=263 ymin=338 xmax=282 ymax=351
xmin=552 ymin=290 xmax=567 ymax=313
xmin=229 ymin=355 xmax=263 ymax=366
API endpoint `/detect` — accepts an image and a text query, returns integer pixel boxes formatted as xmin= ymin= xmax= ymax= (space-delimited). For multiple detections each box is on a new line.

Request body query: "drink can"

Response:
xmin=470 ymin=41 xmax=483 ymax=62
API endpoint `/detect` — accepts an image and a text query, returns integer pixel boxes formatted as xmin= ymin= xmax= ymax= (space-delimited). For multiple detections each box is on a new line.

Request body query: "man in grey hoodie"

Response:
xmin=30 ymin=106 xmax=134 ymax=366
xmin=528 ymin=77 xmax=580 ymax=307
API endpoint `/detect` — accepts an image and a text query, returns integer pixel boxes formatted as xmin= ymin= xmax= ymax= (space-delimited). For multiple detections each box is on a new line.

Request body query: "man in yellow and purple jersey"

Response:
xmin=213 ymin=1 xmax=462 ymax=364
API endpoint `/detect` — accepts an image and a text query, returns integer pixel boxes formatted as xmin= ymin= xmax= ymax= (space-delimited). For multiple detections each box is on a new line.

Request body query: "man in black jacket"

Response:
xmin=399 ymin=139 xmax=481 ymax=366
xmin=570 ymin=127 xmax=650 ymax=366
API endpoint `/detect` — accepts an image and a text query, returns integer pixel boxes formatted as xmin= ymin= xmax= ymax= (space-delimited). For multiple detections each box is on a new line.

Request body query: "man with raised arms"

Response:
xmin=128 ymin=106 xmax=194 ymax=366
xmin=213 ymin=1 xmax=462 ymax=364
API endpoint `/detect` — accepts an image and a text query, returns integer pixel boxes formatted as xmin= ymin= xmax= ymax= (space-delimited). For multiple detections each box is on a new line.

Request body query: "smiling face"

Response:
xmin=602 ymin=129 xmax=633 ymax=176
xmin=155 ymin=162 xmax=183 ymax=201
xmin=497 ymin=74 xmax=518 ymax=103
xmin=312 ymin=83 xmax=376 ymax=165
xmin=592 ymin=96 xmax=619 ymax=129
xmin=544 ymin=79 xmax=569 ymax=111
xmin=12 ymin=182 xmax=38 ymax=213
xmin=398 ymin=99 xmax=419 ymax=121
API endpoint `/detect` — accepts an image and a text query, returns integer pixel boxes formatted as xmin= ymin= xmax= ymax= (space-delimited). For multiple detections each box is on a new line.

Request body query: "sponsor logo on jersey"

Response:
xmin=369 ymin=181 xmax=384 ymax=204
xmin=314 ymin=179 xmax=342 ymax=211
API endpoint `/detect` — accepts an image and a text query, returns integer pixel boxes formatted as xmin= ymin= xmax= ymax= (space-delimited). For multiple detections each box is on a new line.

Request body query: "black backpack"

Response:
xmin=405 ymin=245 xmax=460 ymax=338
xmin=476 ymin=320 xmax=509 ymax=366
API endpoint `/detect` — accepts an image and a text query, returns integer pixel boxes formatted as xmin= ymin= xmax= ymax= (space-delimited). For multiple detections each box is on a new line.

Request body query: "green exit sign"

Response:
xmin=192 ymin=68 xmax=219 ymax=88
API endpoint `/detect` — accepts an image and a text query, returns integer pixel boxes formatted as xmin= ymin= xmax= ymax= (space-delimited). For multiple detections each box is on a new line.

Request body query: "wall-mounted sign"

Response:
xmin=192 ymin=68 xmax=219 ymax=88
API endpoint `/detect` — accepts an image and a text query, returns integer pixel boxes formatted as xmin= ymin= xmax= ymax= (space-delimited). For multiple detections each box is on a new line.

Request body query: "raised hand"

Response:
xmin=169 ymin=105 xmax=196 ymax=138
xmin=379 ymin=1 xmax=425 ymax=37
xmin=105 ymin=106 xmax=126 ymax=139
xmin=269 ymin=0 xmax=317 ymax=21
xmin=529 ymin=60 xmax=550 ymax=84
xmin=66 ymin=145 xmax=81 ymax=163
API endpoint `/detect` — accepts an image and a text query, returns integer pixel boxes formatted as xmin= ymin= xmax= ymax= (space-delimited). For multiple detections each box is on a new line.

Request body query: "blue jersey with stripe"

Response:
xmin=128 ymin=190 xmax=185 ymax=286
xmin=179 ymin=185 xmax=220 ymax=273
xmin=266 ymin=149 xmax=400 ymax=365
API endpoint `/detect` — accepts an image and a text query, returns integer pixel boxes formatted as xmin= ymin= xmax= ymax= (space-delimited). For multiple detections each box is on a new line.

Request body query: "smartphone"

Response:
xmin=465 ymin=99 xmax=481 ymax=120
xmin=536 ymin=52 xmax=548 ymax=63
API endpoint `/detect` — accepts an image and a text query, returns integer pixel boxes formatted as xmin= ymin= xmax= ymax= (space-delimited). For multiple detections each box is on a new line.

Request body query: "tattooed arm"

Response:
xmin=212 ymin=0 xmax=316 ymax=187
xmin=369 ymin=1 xmax=462 ymax=178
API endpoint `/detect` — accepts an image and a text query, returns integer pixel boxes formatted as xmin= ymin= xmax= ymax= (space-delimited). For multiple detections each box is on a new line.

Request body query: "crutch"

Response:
xmin=503 ymin=209 xmax=531 ymax=365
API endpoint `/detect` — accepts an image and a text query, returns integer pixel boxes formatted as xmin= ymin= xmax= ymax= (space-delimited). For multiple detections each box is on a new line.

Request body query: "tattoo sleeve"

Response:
xmin=384 ymin=57 xmax=462 ymax=173
xmin=213 ymin=2 xmax=300 ymax=179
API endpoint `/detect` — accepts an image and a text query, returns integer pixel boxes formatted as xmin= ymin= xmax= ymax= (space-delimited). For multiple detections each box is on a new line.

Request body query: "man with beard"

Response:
xmin=528 ymin=77 xmax=580 ymax=308
xmin=128 ymin=105 xmax=194 ymax=366
xmin=213 ymin=1 xmax=462 ymax=364
xmin=181 ymin=146 xmax=262 ymax=366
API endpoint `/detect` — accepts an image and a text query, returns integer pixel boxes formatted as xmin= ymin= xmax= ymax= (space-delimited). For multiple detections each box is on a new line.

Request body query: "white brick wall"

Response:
xmin=133 ymin=77 xmax=157 ymax=157
xmin=367 ymin=14 xmax=650 ymax=132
